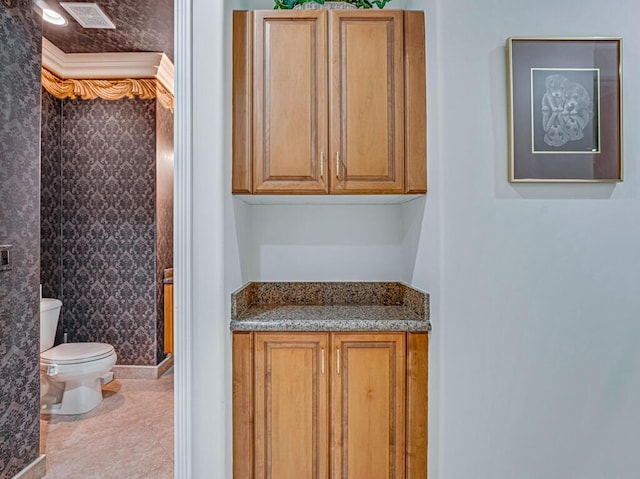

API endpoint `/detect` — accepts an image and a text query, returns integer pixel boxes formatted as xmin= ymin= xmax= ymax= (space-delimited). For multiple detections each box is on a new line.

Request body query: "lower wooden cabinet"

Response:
xmin=254 ymin=333 xmax=329 ymax=479
xmin=232 ymin=331 xmax=428 ymax=479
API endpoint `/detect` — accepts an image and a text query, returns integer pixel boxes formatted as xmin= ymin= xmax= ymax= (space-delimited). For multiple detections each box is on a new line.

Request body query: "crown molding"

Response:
xmin=157 ymin=53 xmax=174 ymax=94
xmin=42 ymin=37 xmax=174 ymax=95
xmin=42 ymin=68 xmax=174 ymax=111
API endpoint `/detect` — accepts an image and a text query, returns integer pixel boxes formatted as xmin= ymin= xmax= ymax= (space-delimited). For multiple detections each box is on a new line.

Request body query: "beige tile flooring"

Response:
xmin=40 ymin=369 xmax=174 ymax=479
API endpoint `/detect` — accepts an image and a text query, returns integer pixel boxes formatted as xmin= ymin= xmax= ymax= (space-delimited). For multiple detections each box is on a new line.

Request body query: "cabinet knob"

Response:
xmin=336 ymin=348 xmax=341 ymax=375
xmin=320 ymin=151 xmax=324 ymax=180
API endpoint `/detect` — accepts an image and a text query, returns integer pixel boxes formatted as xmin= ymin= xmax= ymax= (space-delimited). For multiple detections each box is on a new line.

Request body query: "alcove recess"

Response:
xmin=40 ymin=41 xmax=174 ymax=367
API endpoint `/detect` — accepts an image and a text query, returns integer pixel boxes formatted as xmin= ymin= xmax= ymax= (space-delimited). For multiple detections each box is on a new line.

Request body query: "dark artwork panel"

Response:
xmin=509 ymin=39 xmax=621 ymax=181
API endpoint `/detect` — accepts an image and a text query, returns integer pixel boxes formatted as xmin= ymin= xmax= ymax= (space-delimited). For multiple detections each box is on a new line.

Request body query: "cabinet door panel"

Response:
xmin=253 ymin=11 xmax=328 ymax=194
xmin=329 ymin=12 xmax=404 ymax=193
xmin=255 ymin=333 xmax=329 ymax=479
xmin=331 ymin=333 xmax=406 ymax=479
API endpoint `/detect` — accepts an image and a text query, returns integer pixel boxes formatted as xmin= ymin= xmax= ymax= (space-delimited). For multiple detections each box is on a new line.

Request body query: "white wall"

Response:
xmin=246 ymin=203 xmax=412 ymax=281
xmin=186 ymin=0 xmax=233 ymax=477
xmin=435 ymin=0 xmax=640 ymax=478
xmin=188 ymin=0 xmax=640 ymax=477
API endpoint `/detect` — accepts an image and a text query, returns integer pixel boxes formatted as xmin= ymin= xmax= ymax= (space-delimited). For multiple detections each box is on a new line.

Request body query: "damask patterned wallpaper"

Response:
xmin=0 ymin=2 xmax=42 ymax=478
xmin=155 ymin=103 xmax=174 ymax=363
xmin=41 ymin=94 xmax=173 ymax=366
xmin=62 ymin=97 xmax=157 ymax=365
xmin=41 ymin=91 xmax=62 ymax=301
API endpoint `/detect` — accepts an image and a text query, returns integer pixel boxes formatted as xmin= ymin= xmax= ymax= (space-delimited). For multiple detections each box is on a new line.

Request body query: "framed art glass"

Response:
xmin=507 ymin=37 xmax=622 ymax=182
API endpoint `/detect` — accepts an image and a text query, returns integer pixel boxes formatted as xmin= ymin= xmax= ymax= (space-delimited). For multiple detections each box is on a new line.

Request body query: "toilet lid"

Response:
xmin=41 ymin=342 xmax=115 ymax=365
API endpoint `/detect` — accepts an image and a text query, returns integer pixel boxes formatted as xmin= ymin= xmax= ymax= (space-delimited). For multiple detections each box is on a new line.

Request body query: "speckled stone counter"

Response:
xmin=230 ymin=282 xmax=431 ymax=332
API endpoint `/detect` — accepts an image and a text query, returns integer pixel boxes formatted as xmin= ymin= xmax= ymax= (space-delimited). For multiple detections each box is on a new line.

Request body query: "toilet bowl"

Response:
xmin=40 ymin=298 xmax=117 ymax=415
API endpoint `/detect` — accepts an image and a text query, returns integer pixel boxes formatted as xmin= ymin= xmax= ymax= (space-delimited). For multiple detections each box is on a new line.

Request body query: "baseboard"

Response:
xmin=12 ymin=455 xmax=46 ymax=479
xmin=112 ymin=354 xmax=174 ymax=380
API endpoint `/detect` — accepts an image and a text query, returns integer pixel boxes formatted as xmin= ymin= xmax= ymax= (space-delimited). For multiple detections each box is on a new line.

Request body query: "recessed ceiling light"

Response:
xmin=34 ymin=0 xmax=68 ymax=26
xmin=42 ymin=8 xmax=68 ymax=26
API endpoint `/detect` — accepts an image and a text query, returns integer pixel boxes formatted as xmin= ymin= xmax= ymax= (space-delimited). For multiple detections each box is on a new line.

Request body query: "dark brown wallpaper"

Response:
xmin=40 ymin=93 xmax=173 ymax=366
xmin=43 ymin=0 xmax=174 ymax=61
xmin=155 ymin=102 xmax=174 ymax=363
xmin=0 ymin=2 xmax=42 ymax=478
xmin=62 ymin=97 xmax=157 ymax=365
xmin=41 ymin=90 xmax=62 ymax=301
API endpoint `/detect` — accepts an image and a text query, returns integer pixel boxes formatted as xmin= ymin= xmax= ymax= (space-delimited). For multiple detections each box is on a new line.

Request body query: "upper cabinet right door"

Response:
xmin=329 ymin=11 xmax=405 ymax=194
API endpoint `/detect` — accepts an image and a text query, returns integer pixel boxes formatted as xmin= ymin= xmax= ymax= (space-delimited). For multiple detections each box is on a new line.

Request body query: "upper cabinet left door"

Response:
xmin=250 ymin=11 xmax=329 ymax=194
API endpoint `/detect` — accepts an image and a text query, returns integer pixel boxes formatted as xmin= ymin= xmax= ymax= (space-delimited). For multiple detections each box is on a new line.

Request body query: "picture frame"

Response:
xmin=507 ymin=37 xmax=622 ymax=182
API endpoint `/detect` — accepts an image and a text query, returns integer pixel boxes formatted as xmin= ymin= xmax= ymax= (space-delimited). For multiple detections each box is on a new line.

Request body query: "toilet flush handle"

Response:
xmin=47 ymin=364 xmax=58 ymax=376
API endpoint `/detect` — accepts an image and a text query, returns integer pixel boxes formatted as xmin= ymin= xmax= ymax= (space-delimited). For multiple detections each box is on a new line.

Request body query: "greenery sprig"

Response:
xmin=274 ymin=0 xmax=392 ymax=9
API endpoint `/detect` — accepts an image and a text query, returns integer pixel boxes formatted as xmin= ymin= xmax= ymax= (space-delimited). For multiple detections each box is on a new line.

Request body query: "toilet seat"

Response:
xmin=40 ymin=342 xmax=117 ymax=415
xmin=40 ymin=342 xmax=115 ymax=365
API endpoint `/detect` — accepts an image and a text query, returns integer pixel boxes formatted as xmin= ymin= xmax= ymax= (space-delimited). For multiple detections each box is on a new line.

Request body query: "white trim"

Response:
xmin=157 ymin=53 xmax=175 ymax=95
xmin=11 ymin=455 xmax=46 ymax=479
xmin=41 ymin=38 xmax=67 ymax=76
xmin=42 ymin=38 xmax=174 ymax=94
xmin=174 ymin=0 xmax=192 ymax=475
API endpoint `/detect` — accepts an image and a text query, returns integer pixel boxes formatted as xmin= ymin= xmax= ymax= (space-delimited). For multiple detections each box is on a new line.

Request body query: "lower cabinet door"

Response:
xmin=254 ymin=333 xmax=329 ymax=479
xmin=331 ymin=333 xmax=406 ymax=479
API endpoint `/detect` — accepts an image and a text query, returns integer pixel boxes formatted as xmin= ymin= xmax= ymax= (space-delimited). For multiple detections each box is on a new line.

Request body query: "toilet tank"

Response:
xmin=40 ymin=298 xmax=62 ymax=352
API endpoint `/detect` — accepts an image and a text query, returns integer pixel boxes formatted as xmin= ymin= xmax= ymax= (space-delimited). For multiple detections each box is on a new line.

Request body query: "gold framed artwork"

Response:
xmin=507 ymin=37 xmax=622 ymax=182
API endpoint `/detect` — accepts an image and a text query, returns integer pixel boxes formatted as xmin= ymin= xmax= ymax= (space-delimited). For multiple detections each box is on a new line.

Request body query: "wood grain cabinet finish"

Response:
xmin=232 ymin=10 xmax=426 ymax=195
xmin=163 ymin=283 xmax=173 ymax=354
xmin=252 ymin=11 xmax=329 ymax=194
xmin=329 ymin=12 xmax=405 ymax=194
xmin=254 ymin=333 xmax=330 ymax=479
xmin=232 ymin=331 xmax=428 ymax=479
xmin=331 ymin=333 xmax=406 ymax=478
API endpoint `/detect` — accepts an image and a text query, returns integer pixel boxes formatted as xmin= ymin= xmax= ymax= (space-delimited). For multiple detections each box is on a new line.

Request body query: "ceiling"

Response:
xmin=42 ymin=0 xmax=174 ymax=61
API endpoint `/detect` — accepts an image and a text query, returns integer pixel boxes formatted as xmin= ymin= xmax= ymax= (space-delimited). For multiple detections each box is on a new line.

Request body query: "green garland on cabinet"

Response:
xmin=274 ymin=0 xmax=393 ymax=9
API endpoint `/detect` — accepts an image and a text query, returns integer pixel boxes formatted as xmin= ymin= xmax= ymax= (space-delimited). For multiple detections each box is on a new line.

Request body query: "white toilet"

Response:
xmin=40 ymin=298 xmax=117 ymax=415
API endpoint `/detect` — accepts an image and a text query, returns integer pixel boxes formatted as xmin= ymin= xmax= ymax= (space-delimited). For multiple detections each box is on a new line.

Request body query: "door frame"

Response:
xmin=174 ymin=0 xmax=191 ymax=476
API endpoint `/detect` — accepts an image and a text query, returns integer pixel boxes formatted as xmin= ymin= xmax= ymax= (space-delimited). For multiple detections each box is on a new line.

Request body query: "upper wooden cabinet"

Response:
xmin=233 ymin=10 xmax=426 ymax=195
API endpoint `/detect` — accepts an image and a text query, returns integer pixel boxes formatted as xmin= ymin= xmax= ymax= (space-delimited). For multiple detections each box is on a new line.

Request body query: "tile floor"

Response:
xmin=40 ymin=368 xmax=174 ymax=479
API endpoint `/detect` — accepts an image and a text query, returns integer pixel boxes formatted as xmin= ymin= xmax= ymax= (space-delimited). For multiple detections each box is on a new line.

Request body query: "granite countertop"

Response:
xmin=230 ymin=282 xmax=431 ymax=332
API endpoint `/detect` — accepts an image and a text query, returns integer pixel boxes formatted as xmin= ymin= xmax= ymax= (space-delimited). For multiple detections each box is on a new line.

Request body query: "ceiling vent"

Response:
xmin=59 ymin=2 xmax=116 ymax=29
